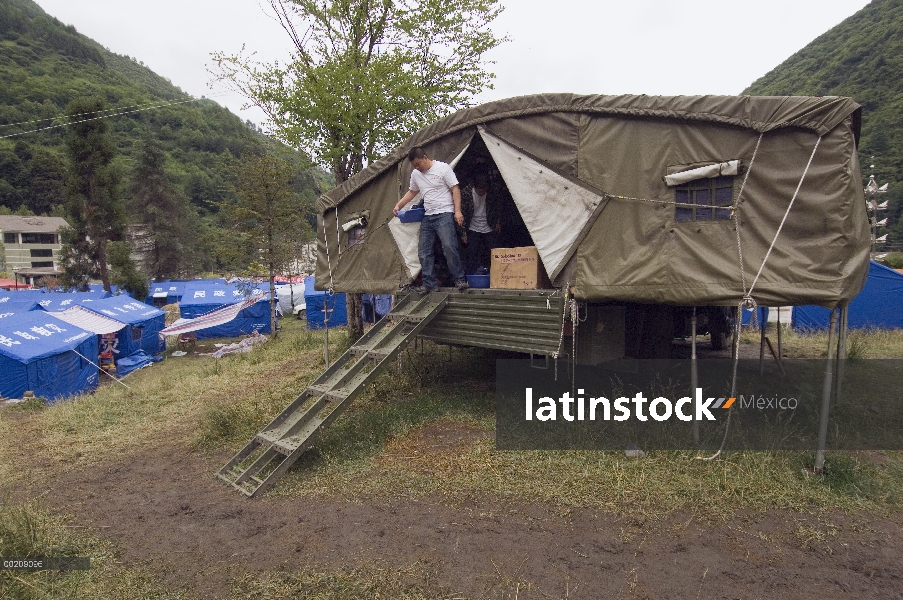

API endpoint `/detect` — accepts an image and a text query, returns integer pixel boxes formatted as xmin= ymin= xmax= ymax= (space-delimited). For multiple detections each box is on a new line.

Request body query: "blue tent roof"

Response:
xmin=793 ymin=261 xmax=903 ymax=330
xmin=181 ymin=282 xmax=260 ymax=309
xmin=0 ymin=290 xmax=47 ymax=303
xmin=81 ymin=296 xmax=165 ymax=326
xmin=0 ymin=312 xmax=98 ymax=401
xmin=0 ymin=300 xmax=40 ymax=316
xmin=146 ymin=280 xmax=187 ymax=305
xmin=33 ymin=292 xmax=112 ymax=311
xmin=88 ymin=284 xmax=121 ymax=294
xmin=0 ymin=312 xmax=94 ymax=362
xmin=79 ymin=297 xmax=167 ymax=357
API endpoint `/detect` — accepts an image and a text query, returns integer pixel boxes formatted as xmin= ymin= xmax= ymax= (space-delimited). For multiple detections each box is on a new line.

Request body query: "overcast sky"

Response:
xmin=36 ymin=0 xmax=872 ymax=129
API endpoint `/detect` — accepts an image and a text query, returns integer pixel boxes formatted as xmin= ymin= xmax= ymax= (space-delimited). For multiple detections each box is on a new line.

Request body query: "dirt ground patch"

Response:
xmin=376 ymin=418 xmax=493 ymax=476
xmin=11 ymin=422 xmax=902 ymax=599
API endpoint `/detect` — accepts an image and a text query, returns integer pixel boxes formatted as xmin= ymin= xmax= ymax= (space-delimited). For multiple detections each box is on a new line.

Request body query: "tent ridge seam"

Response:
xmin=318 ymin=95 xmax=856 ymax=213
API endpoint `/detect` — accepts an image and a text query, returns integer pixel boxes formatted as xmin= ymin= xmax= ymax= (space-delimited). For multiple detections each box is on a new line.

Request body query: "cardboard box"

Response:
xmin=490 ymin=246 xmax=550 ymax=289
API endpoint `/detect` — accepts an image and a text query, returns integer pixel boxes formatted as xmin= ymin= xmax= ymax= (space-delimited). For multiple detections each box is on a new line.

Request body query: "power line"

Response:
xmin=0 ymin=97 xmax=188 ymax=130
xmin=0 ymin=97 xmax=209 ymax=140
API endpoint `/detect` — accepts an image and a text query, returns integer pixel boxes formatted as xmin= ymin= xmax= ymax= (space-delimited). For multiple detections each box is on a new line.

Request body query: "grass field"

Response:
xmin=2 ymin=317 xmax=902 ymax=598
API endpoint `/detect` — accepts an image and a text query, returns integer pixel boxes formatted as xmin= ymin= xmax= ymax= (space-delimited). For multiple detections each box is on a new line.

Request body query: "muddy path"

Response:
xmin=16 ymin=438 xmax=901 ymax=599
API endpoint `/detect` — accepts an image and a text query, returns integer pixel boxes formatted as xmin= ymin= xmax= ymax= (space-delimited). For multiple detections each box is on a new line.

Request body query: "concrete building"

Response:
xmin=0 ymin=215 xmax=69 ymax=286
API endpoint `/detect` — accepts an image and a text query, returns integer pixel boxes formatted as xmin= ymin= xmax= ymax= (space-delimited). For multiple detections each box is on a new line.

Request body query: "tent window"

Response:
xmin=131 ymin=326 xmax=143 ymax=341
xmin=675 ymin=175 xmax=733 ymax=222
xmin=347 ymin=226 xmax=366 ymax=246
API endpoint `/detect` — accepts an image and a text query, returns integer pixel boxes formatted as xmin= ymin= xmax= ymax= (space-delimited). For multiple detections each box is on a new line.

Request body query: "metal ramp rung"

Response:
xmin=217 ymin=292 xmax=448 ymax=497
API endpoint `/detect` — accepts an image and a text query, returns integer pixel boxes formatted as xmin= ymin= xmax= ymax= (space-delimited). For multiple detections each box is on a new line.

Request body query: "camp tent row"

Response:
xmin=2 ymin=281 xmax=281 ymax=401
xmin=0 ymin=294 xmax=168 ymax=400
xmin=314 ymin=94 xmax=870 ymax=317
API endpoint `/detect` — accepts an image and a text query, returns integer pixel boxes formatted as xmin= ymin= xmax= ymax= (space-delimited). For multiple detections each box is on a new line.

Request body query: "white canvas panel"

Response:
xmin=387 ymin=142 xmax=472 ymax=281
xmin=478 ymin=127 xmax=605 ymax=278
xmin=48 ymin=306 xmax=124 ymax=335
xmin=388 ymin=219 xmax=423 ymax=280
xmin=664 ymin=160 xmax=739 ymax=186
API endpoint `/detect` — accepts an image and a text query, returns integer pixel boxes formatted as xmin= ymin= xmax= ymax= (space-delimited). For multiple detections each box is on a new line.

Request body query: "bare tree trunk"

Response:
xmin=97 ymin=239 xmax=111 ymax=292
xmin=269 ymin=274 xmax=278 ymax=338
xmin=347 ymin=293 xmax=363 ymax=342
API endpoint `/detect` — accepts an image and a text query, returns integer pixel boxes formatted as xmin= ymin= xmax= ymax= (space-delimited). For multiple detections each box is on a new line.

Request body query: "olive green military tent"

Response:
xmin=315 ymin=94 xmax=870 ymax=308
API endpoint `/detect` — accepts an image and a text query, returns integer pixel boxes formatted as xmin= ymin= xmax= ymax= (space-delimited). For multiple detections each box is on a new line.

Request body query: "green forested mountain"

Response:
xmin=0 ymin=0 xmax=326 ymax=274
xmin=744 ymin=0 xmax=903 ymax=254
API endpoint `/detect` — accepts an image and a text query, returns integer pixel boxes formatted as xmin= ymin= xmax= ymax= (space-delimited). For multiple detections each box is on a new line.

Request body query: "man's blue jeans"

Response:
xmin=418 ymin=212 xmax=465 ymax=290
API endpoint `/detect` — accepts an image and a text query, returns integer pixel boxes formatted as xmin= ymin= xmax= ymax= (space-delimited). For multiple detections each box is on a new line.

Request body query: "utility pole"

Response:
xmin=864 ymin=158 xmax=889 ymax=259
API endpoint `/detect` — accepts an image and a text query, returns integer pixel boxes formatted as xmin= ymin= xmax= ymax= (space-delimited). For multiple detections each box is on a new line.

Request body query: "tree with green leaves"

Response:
xmin=59 ymin=98 xmax=131 ymax=292
xmin=211 ymin=0 xmax=507 ymax=339
xmin=128 ymin=137 xmax=196 ymax=280
xmin=107 ymin=240 xmax=150 ymax=300
xmin=221 ymin=149 xmax=316 ymax=335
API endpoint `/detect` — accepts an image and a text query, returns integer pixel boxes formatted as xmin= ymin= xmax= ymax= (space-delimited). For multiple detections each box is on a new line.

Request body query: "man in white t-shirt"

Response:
xmin=393 ymin=147 xmax=469 ymax=293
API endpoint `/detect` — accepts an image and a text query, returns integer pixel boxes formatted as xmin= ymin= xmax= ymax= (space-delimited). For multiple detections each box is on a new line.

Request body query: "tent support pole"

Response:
xmin=835 ymin=305 xmax=848 ymax=406
xmin=759 ymin=307 xmax=767 ymax=375
xmin=814 ymin=309 xmax=839 ymax=474
xmin=776 ymin=307 xmax=783 ymax=363
xmin=324 ymin=296 xmax=331 ymax=368
xmin=691 ymin=308 xmax=699 ymax=446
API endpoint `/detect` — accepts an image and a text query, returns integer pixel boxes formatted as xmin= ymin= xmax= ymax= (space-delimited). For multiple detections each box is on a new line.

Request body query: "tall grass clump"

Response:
xmin=0 ymin=500 xmax=188 ymax=599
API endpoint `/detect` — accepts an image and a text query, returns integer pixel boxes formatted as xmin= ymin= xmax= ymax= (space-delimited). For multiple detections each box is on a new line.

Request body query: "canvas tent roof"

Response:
xmin=314 ymin=94 xmax=869 ymax=308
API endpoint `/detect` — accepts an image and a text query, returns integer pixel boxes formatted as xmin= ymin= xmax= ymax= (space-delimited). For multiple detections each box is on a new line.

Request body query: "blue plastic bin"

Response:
xmin=398 ymin=206 xmax=425 ymax=223
xmin=466 ymin=274 xmax=490 ymax=288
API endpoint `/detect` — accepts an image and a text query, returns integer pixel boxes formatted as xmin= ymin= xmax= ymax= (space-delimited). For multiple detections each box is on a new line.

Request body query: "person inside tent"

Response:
xmin=459 ymin=172 xmax=502 ymax=274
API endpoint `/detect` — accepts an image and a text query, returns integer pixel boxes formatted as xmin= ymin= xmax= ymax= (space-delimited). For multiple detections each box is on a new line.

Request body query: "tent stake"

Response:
xmin=814 ymin=309 xmax=839 ymax=474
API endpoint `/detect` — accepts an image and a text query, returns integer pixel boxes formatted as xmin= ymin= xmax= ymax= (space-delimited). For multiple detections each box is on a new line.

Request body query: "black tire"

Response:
xmin=709 ymin=308 xmax=730 ymax=350
xmin=296 ymin=309 xmax=306 ymax=321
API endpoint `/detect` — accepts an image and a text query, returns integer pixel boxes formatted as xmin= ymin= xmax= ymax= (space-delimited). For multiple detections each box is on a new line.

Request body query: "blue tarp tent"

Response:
xmin=304 ymin=277 xmax=347 ymax=329
xmin=79 ymin=296 xmax=166 ymax=358
xmin=0 ymin=312 xmax=98 ymax=402
xmin=740 ymin=307 xmax=769 ymax=328
xmin=146 ymin=281 xmax=187 ymax=306
xmin=793 ymin=261 xmax=903 ymax=330
xmin=180 ymin=281 xmax=272 ymax=339
xmin=361 ymin=294 xmax=392 ymax=323
xmin=33 ymin=292 xmax=112 ymax=311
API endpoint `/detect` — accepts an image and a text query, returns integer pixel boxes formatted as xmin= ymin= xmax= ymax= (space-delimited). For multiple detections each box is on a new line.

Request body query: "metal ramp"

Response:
xmin=218 ymin=292 xmax=449 ymax=497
